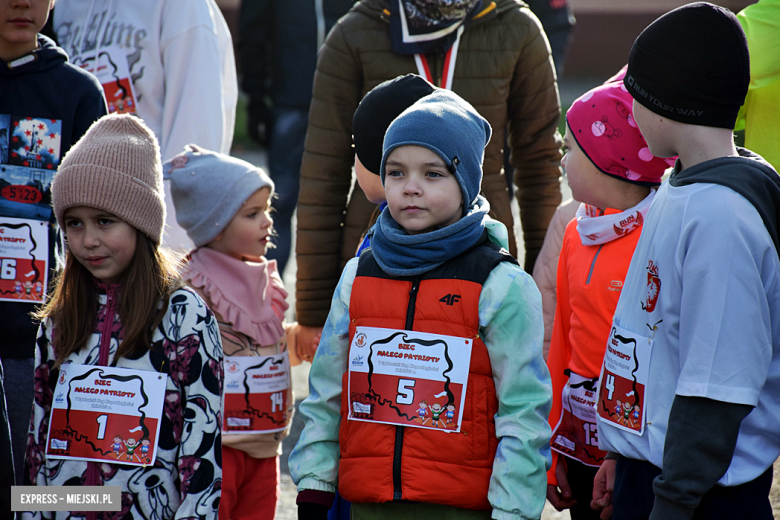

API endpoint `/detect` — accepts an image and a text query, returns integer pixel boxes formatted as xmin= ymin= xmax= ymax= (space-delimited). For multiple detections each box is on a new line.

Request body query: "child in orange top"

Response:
xmin=545 ymin=72 xmax=673 ymax=519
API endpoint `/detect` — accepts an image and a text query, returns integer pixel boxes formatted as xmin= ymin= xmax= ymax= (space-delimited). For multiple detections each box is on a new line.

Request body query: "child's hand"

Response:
xmin=296 ymin=326 xmax=323 ymax=363
xmin=285 ymin=322 xmax=302 ymax=366
xmin=591 ymin=458 xmax=616 ymax=520
xmin=547 ymin=456 xmax=577 ymax=510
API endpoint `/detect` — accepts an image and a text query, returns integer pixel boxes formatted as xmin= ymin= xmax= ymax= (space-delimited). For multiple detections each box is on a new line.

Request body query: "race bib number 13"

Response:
xmin=347 ymin=326 xmax=472 ymax=432
xmin=46 ymin=365 xmax=167 ymax=466
xmin=596 ymin=324 xmax=653 ymax=436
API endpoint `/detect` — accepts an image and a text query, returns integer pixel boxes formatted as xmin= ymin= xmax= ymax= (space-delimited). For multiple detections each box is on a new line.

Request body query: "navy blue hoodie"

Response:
xmin=0 ymin=34 xmax=107 ymax=360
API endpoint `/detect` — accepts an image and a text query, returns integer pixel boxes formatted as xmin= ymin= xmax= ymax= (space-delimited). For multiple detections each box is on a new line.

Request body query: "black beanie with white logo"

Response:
xmin=624 ymin=2 xmax=750 ymax=129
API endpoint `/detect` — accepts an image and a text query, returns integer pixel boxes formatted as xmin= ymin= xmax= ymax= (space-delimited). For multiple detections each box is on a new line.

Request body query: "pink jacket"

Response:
xmin=532 ymin=198 xmax=579 ymax=360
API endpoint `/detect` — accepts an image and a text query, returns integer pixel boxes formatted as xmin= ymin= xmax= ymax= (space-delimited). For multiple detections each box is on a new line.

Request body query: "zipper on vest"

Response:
xmin=585 ymin=244 xmax=605 ymax=285
xmin=393 ymin=277 xmax=420 ymax=500
xmin=405 ymin=278 xmax=419 ymax=330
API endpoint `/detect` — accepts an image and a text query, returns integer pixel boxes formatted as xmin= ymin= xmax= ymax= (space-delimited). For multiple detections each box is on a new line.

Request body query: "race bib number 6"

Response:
xmin=347 ymin=326 xmax=472 ymax=432
xmin=46 ymin=365 xmax=167 ymax=466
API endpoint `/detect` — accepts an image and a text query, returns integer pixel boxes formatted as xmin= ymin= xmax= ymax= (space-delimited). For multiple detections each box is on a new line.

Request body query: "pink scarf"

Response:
xmin=184 ymin=247 xmax=288 ymax=345
xmin=576 ymin=190 xmax=656 ymax=246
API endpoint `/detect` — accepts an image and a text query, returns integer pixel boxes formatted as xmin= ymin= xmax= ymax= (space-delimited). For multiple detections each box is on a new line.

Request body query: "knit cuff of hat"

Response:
xmin=183 ymin=172 xmax=268 ymax=247
xmin=54 ymin=164 xmax=165 ymax=244
xmin=624 ymin=55 xmax=743 ymax=130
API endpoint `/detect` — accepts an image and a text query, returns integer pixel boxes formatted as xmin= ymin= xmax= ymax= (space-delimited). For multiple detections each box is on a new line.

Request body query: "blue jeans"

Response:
xmin=265 ymin=107 xmax=308 ymax=276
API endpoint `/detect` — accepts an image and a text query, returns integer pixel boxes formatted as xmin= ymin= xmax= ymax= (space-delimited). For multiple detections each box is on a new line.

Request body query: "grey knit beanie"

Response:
xmin=53 ymin=114 xmax=166 ymax=244
xmin=164 ymin=144 xmax=274 ymax=247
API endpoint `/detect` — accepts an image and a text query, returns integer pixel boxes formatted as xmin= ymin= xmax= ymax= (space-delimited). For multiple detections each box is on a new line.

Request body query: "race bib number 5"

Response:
xmin=347 ymin=326 xmax=472 ymax=432
xmin=596 ymin=324 xmax=653 ymax=436
xmin=46 ymin=365 xmax=167 ymax=466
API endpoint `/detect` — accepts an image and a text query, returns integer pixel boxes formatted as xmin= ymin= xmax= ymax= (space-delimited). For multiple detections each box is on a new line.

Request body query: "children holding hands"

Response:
xmin=289 ymin=89 xmax=552 ymax=519
xmin=166 ymin=145 xmax=300 ymax=519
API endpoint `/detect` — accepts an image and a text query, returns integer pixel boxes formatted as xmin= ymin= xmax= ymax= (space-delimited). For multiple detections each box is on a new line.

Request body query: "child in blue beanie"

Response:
xmin=289 ymin=90 xmax=552 ymax=519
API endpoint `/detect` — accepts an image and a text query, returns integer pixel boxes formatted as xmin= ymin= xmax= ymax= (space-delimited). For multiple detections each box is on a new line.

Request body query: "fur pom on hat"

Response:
xmin=53 ymin=114 xmax=166 ymax=244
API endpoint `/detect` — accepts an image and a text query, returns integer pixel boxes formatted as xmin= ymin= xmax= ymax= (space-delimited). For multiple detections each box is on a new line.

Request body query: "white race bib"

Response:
xmin=75 ymin=45 xmax=138 ymax=115
xmin=223 ymin=352 xmax=291 ymax=434
xmin=47 ymin=365 xmax=167 ymax=466
xmin=347 ymin=326 xmax=472 ymax=432
xmin=596 ymin=324 xmax=653 ymax=436
xmin=551 ymin=371 xmax=607 ymax=466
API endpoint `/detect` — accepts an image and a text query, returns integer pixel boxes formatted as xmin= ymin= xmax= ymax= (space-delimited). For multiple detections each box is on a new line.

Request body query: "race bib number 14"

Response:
xmin=223 ymin=353 xmax=290 ymax=434
xmin=347 ymin=326 xmax=472 ymax=432
xmin=46 ymin=365 xmax=167 ymax=466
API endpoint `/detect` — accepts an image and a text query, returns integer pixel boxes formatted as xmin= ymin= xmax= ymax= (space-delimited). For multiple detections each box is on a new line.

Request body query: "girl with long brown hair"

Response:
xmin=24 ymin=114 xmax=222 ymax=520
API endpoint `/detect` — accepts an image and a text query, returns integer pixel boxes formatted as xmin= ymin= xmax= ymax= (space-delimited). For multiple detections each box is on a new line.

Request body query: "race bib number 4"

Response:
xmin=223 ymin=353 xmax=290 ymax=434
xmin=347 ymin=326 xmax=472 ymax=432
xmin=596 ymin=324 xmax=652 ymax=436
xmin=46 ymin=365 xmax=167 ymax=466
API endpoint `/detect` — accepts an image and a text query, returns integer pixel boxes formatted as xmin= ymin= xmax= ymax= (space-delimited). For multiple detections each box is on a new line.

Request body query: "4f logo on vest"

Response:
xmin=440 ymin=294 xmax=461 ymax=306
xmin=642 ymin=260 xmax=660 ymax=312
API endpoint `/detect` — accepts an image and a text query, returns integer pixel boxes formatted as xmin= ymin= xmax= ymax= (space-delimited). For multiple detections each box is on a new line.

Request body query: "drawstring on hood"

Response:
xmin=1 ymin=35 xmax=69 ymax=77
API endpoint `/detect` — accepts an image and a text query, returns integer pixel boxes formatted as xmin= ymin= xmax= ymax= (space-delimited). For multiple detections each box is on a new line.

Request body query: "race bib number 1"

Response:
xmin=46 ymin=365 xmax=167 ymax=466
xmin=223 ymin=353 xmax=290 ymax=434
xmin=347 ymin=326 xmax=472 ymax=432
xmin=596 ymin=324 xmax=653 ymax=436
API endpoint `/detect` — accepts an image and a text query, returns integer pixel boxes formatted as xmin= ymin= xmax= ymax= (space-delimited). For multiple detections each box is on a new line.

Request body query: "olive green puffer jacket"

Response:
xmin=296 ymin=0 xmax=562 ymax=327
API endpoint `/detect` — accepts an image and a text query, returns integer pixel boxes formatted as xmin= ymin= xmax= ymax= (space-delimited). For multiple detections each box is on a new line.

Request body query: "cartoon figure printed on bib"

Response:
xmin=430 ymin=403 xmax=444 ymax=428
xmin=23 ymin=114 xmax=223 ymax=520
xmin=417 ymin=400 xmax=429 ymax=425
xmin=445 ymin=404 xmax=456 ymax=426
xmin=124 ymin=438 xmax=138 ymax=462
xmin=289 ymin=89 xmax=553 ymax=519
xmin=111 ymin=435 xmax=123 ymax=459
xmin=545 ymin=69 xmax=671 ymax=519
xmin=166 ymin=145 xmax=302 ymax=520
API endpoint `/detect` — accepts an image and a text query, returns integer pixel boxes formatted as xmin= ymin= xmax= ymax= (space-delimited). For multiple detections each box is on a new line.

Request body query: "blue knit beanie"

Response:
xmin=164 ymin=144 xmax=274 ymax=247
xmin=380 ymin=90 xmax=491 ymax=209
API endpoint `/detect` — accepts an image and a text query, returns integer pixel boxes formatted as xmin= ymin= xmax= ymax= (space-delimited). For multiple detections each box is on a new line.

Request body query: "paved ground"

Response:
xmin=233 ymin=77 xmax=780 ymax=518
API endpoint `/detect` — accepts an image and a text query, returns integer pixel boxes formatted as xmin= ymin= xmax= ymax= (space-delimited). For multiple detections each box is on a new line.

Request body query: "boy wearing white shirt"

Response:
xmin=591 ymin=3 xmax=780 ymax=520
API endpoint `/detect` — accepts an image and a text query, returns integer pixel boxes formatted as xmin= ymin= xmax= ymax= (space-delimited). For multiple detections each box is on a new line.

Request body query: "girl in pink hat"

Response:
xmin=545 ymin=69 xmax=674 ymax=520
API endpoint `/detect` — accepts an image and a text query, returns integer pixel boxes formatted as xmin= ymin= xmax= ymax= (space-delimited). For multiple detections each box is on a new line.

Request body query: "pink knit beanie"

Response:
xmin=52 ymin=114 xmax=166 ymax=244
xmin=566 ymin=70 xmax=674 ymax=185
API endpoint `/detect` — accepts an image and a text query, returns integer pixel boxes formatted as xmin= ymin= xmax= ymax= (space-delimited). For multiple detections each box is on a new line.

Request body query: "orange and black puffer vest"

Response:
xmin=338 ymin=234 xmax=517 ymax=510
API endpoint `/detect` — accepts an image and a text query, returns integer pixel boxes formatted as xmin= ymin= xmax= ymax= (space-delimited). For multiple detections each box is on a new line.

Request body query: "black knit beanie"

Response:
xmin=624 ymin=2 xmax=749 ymax=129
xmin=353 ymin=74 xmax=435 ymax=175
